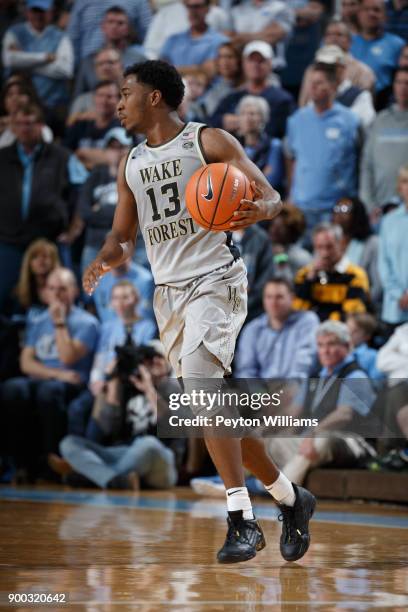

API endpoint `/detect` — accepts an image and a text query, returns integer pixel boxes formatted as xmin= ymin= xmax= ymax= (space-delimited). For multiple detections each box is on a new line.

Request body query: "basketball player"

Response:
xmin=83 ymin=61 xmax=316 ymax=564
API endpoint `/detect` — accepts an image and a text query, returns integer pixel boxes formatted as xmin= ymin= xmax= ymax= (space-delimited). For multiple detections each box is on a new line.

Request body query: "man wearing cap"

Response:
xmin=159 ymin=0 xmax=229 ymax=78
xmin=2 ymin=0 xmax=74 ymax=127
xmin=299 ymin=18 xmax=376 ymax=105
xmin=211 ymin=40 xmax=295 ymax=138
xmin=299 ymin=44 xmax=376 ymax=129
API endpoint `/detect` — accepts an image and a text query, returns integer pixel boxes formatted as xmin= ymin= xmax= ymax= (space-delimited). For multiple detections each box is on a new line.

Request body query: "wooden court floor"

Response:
xmin=0 ymin=486 xmax=407 ymax=611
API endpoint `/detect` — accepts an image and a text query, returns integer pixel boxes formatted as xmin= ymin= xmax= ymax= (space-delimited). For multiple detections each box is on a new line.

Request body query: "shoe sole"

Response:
xmin=281 ymin=496 xmax=316 ymax=563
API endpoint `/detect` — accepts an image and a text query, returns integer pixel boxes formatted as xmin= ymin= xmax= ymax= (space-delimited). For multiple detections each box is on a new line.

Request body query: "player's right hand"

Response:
xmin=82 ymin=259 xmax=111 ymax=295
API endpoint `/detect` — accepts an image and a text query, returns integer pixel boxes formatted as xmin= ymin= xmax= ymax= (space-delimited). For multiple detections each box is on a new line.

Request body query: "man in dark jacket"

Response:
xmin=0 ymin=103 xmax=72 ymax=313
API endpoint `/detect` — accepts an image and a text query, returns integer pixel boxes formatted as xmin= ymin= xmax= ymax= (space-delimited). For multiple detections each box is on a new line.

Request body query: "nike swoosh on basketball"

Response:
xmin=227 ymin=489 xmax=242 ymax=496
xmin=202 ymin=172 xmax=214 ymax=201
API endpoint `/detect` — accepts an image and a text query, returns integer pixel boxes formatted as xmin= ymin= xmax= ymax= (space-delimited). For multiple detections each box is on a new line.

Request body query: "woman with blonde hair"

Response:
xmin=15 ymin=239 xmax=60 ymax=323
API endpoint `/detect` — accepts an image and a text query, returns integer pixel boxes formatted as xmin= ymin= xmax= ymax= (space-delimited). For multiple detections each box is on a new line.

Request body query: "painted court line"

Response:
xmin=0 ymin=487 xmax=407 ymax=529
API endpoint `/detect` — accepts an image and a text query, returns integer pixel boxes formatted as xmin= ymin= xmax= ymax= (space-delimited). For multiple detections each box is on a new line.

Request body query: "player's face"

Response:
xmin=117 ymin=75 xmax=152 ymax=133
xmin=317 ymin=334 xmax=349 ymax=369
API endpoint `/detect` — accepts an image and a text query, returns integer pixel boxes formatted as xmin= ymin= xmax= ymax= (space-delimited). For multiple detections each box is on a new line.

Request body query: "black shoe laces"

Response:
xmin=226 ymin=518 xmax=255 ymax=545
xmin=278 ymin=505 xmax=299 ymax=543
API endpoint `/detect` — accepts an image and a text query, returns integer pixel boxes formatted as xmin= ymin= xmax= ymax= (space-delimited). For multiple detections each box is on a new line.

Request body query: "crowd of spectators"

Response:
xmin=0 ymin=0 xmax=408 ymax=492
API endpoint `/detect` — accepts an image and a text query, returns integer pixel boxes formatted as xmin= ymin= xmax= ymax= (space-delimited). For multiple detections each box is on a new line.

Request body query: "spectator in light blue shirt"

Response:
xmin=1 ymin=268 xmax=100 ymax=474
xmin=346 ymin=312 xmax=385 ymax=382
xmin=69 ymin=279 xmax=157 ymax=443
xmin=378 ymin=164 xmax=408 ymax=325
xmin=2 ymin=0 xmax=74 ymax=111
xmin=285 ymin=63 xmax=361 ymax=234
xmin=234 ymin=277 xmax=319 ymax=378
xmin=24 ymin=268 xmax=99 ymax=383
xmin=351 ymin=0 xmax=404 ymax=102
xmin=93 ymin=258 xmax=155 ymax=324
xmin=67 ymin=0 xmax=152 ymax=64
xmin=90 ymin=280 xmax=157 ymax=391
xmin=160 ymin=0 xmax=229 ymax=77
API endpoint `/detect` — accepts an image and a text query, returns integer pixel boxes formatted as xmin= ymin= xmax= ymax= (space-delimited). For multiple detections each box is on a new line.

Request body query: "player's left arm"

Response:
xmin=200 ymin=127 xmax=283 ymax=229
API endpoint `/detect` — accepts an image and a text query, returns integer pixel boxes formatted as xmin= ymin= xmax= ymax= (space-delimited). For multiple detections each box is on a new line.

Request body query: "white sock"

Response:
xmin=226 ymin=486 xmax=254 ymax=519
xmin=265 ymin=472 xmax=296 ymax=507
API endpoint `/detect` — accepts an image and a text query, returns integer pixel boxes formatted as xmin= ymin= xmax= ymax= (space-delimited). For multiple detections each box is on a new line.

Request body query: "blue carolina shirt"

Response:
xmin=234 ymin=310 xmax=320 ymax=378
xmin=350 ymin=32 xmax=405 ymax=91
xmin=286 ymin=103 xmax=360 ymax=211
xmin=25 ymin=306 xmax=99 ymax=382
xmin=93 ymin=262 xmax=155 ymax=324
xmin=379 ymin=205 xmax=408 ymax=324
xmin=7 ymin=23 xmax=70 ymax=106
xmin=160 ymin=28 xmax=229 ymax=67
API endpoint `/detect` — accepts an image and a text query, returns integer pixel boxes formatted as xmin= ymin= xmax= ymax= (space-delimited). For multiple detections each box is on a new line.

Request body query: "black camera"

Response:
xmin=108 ymin=332 xmax=161 ymax=383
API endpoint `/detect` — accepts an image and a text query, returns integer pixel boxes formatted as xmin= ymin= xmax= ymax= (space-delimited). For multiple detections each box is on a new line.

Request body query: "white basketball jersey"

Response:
xmin=125 ymin=122 xmax=238 ymax=286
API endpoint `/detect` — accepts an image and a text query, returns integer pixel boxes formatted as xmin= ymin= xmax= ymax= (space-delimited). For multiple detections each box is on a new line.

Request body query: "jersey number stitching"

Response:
xmin=145 ymin=182 xmax=181 ymax=222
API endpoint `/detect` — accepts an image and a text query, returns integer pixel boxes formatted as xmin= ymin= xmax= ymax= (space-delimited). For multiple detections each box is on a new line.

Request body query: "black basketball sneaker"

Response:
xmin=278 ymin=484 xmax=316 ymax=562
xmin=217 ymin=510 xmax=266 ymax=563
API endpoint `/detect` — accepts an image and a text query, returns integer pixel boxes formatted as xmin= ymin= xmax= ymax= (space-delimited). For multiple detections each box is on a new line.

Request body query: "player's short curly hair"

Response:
xmin=123 ymin=60 xmax=185 ymax=110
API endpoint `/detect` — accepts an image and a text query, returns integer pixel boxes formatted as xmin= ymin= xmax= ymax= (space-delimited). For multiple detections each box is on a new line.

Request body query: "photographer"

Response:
xmin=66 ymin=280 xmax=156 ymax=439
xmin=52 ymin=350 xmax=178 ymax=490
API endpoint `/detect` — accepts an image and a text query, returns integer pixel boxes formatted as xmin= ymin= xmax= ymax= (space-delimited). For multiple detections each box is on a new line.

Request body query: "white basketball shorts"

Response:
xmin=153 ymin=258 xmax=248 ymax=377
